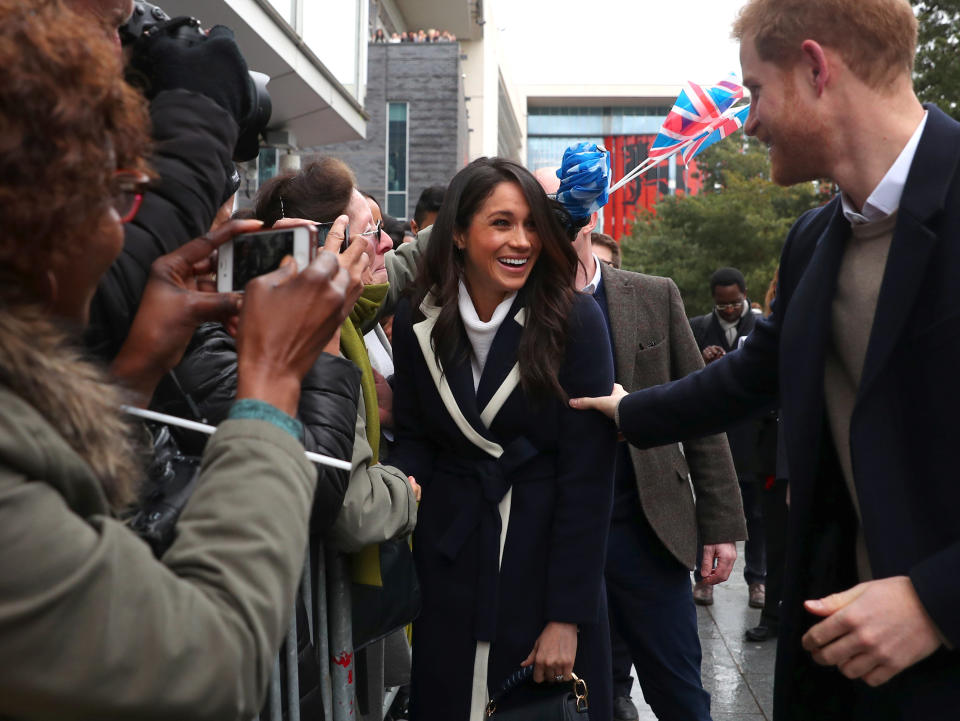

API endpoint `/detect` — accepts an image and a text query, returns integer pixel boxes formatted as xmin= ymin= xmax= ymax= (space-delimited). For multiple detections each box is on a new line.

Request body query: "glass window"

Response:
xmin=258 ymin=147 xmax=279 ymax=189
xmin=387 ymin=102 xmax=409 ymax=218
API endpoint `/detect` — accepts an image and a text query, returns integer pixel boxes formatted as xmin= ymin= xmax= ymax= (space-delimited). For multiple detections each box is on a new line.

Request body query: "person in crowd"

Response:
xmin=253 ymin=161 xmax=420 ymax=550
xmin=360 ymin=191 xmax=398 ymax=447
xmin=536 ymin=170 xmax=744 ymax=721
xmin=151 ymin=158 xmax=367 ymax=539
xmin=374 ymin=28 xmax=386 ymax=42
xmin=411 ymin=184 xmax=448 ymax=237
xmin=70 ymin=0 xmax=255 ymax=363
xmin=571 ymin=0 xmax=960 ymax=718
xmin=0 ymin=3 xmax=367 ymax=718
xmin=390 ymin=158 xmax=617 ymax=720
xmin=390 ymin=32 xmax=401 ymax=43
xmin=382 ymin=214 xmax=409 ymax=249
xmin=688 ymin=267 xmax=766 ymax=609
xmin=590 ymin=231 xmax=621 ymax=268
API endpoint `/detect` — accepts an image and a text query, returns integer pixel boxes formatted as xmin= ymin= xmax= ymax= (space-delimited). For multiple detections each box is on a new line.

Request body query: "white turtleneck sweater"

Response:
xmin=457 ymin=280 xmax=517 ymax=390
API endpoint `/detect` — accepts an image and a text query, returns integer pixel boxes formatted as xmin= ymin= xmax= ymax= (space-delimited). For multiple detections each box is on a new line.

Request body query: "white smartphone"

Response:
xmin=217 ymin=225 xmax=317 ymax=292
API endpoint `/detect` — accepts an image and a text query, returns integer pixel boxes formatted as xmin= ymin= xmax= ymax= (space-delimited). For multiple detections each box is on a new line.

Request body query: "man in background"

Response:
xmin=409 ymin=184 xmax=446 ymax=236
xmin=591 ymin=231 xmax=622 ymax=269
xmin=688 ymin=267 xmax=766 ymax=610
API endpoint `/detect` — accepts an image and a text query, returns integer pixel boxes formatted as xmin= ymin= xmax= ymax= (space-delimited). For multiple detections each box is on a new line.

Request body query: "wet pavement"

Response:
xmin=627 ymin=541 xmax=776 ymax=720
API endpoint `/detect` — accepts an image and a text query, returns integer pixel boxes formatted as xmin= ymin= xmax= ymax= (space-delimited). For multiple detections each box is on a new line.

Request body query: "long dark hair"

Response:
xmin=413 ymin=157 xmax=577 ymax=401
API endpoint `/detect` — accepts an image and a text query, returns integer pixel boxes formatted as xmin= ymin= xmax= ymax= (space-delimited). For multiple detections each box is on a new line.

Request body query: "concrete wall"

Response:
xmin=309 ymin=42 xmax=467 ymax=220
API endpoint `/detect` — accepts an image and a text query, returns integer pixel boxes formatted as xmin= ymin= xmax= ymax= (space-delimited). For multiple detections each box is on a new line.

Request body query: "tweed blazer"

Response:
xmin=601 ymin=263 xmax=746 ymax=568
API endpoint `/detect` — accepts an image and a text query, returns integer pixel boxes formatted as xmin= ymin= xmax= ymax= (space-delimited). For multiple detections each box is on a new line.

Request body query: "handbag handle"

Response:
xmin=486 ymin=666 xmax=588 ymax=717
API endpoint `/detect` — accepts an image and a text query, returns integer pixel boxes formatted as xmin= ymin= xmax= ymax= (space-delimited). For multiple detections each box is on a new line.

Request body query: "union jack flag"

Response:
xmin=647 ymin=77 xmax=744 ymax=159
xmin=681 ymin=105 xmax=750 ymax=165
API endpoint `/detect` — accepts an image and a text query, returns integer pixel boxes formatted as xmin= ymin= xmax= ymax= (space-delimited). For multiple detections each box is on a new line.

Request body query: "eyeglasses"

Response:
xmin=357 ymin=219 xmax=383 ymax=238
xmin=112 ymin=169 xmax=151 ymax=223
xmin=715 ymin=301 xmax=743 ymax=311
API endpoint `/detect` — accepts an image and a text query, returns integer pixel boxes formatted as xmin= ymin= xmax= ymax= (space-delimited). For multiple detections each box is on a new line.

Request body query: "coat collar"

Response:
xmin=599 ymin=263 xmax=638 ymax=383
xmin=412 ymin=292 xmax=526 ymax=457
xmin=780 ymin=198 xmax=850 ymax=479
xmin=858 ymin=104 xmax=960 ymax=398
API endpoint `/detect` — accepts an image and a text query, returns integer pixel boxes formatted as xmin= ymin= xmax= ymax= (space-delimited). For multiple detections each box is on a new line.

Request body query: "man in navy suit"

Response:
xmin=572 ymin=0 xmax=960 ymax=718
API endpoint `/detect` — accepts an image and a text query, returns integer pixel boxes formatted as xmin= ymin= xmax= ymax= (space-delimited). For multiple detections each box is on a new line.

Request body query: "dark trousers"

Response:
xmin=695 ymin=475 xmax=766 ymax=586
xmin=606 ymin=509 xmax=712 ymax=721
xmin=759 ymin=477 xmax=788 ymax=626
xmin=610 ymin=623 xmax=634 ymax=698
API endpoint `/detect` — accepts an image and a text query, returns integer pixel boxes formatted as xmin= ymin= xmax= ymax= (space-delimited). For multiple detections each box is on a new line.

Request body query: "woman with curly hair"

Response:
xmin=0 ymin=1 xmax=366 ymax=717
xmin=389 ymin=158 xmax=618 ymax=720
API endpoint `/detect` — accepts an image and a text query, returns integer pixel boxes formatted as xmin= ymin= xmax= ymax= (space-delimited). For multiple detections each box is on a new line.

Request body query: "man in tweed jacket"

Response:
xmin=569 ymin=209 xmax=747 ymax=721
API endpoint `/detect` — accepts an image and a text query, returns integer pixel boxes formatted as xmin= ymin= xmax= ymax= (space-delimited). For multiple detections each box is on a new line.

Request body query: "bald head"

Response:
xmin=533 ymin=167 xmax=561 ymax=195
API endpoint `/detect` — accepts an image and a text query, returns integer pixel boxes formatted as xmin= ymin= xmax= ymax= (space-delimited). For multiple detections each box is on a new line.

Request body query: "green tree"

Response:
xmin=912 ymin=0 xmax=960 ymax=121
xmin=620 ymin=139 xmax=823 ymax=316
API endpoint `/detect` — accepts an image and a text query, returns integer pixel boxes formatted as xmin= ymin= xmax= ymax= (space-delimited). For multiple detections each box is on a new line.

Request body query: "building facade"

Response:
xmin=311 ymin=42 xmax=468 ymax=219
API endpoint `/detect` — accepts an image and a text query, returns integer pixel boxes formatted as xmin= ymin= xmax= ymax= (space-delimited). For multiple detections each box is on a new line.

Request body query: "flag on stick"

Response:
xmin=681 ymin=105 xmax=750 ymax=165
xmin=647 ymin=77 xmax=743 ymax=159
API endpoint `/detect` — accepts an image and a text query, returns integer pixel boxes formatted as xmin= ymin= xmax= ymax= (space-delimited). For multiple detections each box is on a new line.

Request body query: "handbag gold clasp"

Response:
xmin=570 ymin=672 xmax=589 ymax=712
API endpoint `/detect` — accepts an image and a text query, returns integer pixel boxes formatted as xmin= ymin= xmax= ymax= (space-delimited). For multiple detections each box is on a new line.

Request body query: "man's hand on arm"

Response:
xmin=568 ymin=382 xmax=627 ymax=421
xmin=801 ymin=576 xmax=943 ymax=686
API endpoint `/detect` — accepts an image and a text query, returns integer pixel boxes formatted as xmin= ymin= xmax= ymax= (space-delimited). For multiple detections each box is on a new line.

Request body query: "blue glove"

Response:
xmin=556 ymin=143 xmax=610 ymax=221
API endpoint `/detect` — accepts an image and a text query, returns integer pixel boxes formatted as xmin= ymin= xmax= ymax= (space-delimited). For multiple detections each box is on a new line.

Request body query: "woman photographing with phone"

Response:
xmin=389 ymin=158 xmax=618 ymax=720
xmin=0 ymin=2 xmax=367 ymax=716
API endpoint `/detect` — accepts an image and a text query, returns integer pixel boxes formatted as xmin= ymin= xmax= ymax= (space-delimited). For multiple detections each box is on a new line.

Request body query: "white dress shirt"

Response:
xmin=841 ymin=111 xmax=928 ymax=224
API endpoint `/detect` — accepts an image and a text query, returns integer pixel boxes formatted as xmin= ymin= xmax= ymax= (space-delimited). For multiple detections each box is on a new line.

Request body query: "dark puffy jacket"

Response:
xmin=153 ymin=323 xmax=360 ymax=534
xmin=87 ymin=90 xmax=238 ymax=361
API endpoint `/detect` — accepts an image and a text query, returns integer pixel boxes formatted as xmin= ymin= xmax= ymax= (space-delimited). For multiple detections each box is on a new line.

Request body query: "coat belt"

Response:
xmin=433 ymin=436 xmax=545 ymax=641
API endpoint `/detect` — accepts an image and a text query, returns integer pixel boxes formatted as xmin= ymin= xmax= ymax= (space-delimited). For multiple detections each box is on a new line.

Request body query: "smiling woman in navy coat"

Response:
xmin=390 ymin=158 xmax=617 ymax=721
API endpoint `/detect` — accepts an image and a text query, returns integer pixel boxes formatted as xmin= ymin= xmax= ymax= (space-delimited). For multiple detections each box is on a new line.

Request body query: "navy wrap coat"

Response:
xmin=391 ymin=291 xmax=618 ymax=721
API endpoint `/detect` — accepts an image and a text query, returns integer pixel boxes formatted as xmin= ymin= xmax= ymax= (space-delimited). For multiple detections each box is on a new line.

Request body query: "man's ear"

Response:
xmin=800 ymin=39 xmax=830 ymax=96
xmin=584 ymin=211 xmax=599 ymax=234
xmin=410 ymin=219 xmax=420 ymax=237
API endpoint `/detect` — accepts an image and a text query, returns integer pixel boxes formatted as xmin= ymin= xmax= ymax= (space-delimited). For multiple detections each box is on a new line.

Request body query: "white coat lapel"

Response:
xmin=476 ymin=306 xmax=525 ymax=428
xmin=414 ymin=295 xmax=503 ymax=459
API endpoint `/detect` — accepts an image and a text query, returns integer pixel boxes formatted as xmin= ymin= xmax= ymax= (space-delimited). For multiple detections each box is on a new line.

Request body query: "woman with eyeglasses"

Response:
xmin=0 ymin=2 xmax=369 ymax=719
xmin=389 ymin=157 xmax=618 ymax=720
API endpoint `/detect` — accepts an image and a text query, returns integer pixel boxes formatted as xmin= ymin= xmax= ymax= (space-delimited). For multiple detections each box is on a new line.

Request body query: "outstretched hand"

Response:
xmin=111 ymin=218 xmax=262 ymax=405
xmin=568 ymin=383 xmax=628 ymax=421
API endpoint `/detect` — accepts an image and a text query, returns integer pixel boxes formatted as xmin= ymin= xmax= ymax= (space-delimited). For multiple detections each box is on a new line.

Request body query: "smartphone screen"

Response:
xmin=315 ymin=222 xmax=349 ymax=252
xmin=232 ymin=230 xmax=296 ymax=290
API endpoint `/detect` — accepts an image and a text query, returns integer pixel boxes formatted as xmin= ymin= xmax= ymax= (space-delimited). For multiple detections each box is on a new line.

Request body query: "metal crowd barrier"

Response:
xmin=258 ymin=544 xmax=410 ymax=721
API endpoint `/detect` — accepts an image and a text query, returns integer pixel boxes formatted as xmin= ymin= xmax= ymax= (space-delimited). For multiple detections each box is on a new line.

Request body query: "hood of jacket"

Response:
xmin=0 ymin=306 xmax=142 ymax=510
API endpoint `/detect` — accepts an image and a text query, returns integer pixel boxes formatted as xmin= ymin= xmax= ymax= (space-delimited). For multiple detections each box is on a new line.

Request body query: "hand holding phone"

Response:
xmin=113 ymin=218 xmax=263 ymax=404
xmin=235 ymin=215 xmax=368 ymax=415
xmin=217 ymin=224 xmax=318 ymax=292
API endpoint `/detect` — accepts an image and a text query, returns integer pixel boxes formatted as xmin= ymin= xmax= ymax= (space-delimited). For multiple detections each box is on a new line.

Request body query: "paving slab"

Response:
xmin=624 ymin=542 xmax=776 ymax=721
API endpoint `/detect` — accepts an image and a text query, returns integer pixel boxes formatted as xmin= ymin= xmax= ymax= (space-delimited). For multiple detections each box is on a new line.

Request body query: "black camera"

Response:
xmin=120 ymin=1 xmax=271 ymax=162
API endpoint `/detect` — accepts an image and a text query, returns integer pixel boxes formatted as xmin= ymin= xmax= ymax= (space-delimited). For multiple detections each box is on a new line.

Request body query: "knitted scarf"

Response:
xmin=339 ymin=283 xmax=389 ymax=464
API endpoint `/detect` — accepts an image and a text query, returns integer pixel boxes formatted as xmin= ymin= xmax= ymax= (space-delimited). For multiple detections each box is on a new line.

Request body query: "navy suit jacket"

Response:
xmin=617 ymin=105 xmax=960 ymax=720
